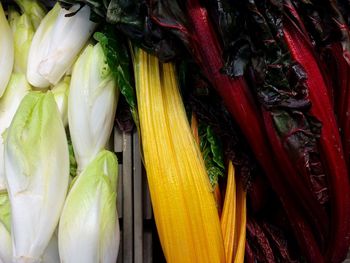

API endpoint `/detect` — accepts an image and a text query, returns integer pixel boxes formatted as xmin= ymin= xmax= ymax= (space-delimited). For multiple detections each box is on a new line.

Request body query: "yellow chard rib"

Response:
xmin=221 ymin=161 xmax=247 ymax=263
xmin=234 ymin=179 xmax=247 ymax=263
xmin=221 ymin=161 xmax=237 ymax=263
xmin=134 ymin=49 xmax=225 ymax=263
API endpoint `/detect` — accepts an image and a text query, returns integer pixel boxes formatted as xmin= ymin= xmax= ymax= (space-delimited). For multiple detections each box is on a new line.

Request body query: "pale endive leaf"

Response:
xmin=59 ymin=150 xmax=120 ymax=263
xmin=26 ymin=4 xmax=60 ymax=89
xmin=42 ymin=232 xmax=60 ymax=263
xmin=68 ymin=43 xmax=118 ymax=172
xmin=0 ymin=193 xmax=60 ymax=263
xmin=0 ymin=3 xmax=14 ymax=97
xmin=14 ymin=0 xmax=46 ymax=29
xmin=27 ymin=4 xmax=96 ymax=88
xmin=0 ymin=74 xmax=31 ymax=191
xmin=52 ymin=76 xmax=70 ymax=127
xmin=9 ymin=9 xmax=35 ymax=74
xmin=0 ymin=192 xmax=11 ymax=263
xmin=4 ymin=92 xmax=69 ymax=263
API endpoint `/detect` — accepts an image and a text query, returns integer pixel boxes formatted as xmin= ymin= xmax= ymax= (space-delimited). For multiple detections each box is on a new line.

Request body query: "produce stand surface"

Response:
xmin=3 ymin=0 xmax=350 ymax=262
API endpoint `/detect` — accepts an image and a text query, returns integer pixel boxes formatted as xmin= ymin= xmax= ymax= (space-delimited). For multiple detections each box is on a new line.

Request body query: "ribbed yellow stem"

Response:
xmin=234 ymin=180 xmax=246 ymax=263
xmin=191 ymin=114 xmax=200 ymax=145
xmin=134 ymin=49 xmax=225 ymax=263
xmin=221 ymin=161 xmax=237 ymax=263
xmin=221 ymin=161 xmax=247 ymax=263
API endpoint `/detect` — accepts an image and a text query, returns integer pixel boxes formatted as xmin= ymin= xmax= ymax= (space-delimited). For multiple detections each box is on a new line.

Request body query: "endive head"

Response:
xmin=4 ymin=91 xmax=69 ymax=262
xmin=8 ymin=8 xmax=35 ymax=74
xmin=14 ymin=0 xmax=46 ymax=29
xmin=0 ymin=3 xmax=14 ymax=97
xmin=0 ymin=74 xmax=31 ymax=191
xmin=52 ymin=76 xmax=70 ymax=127
xmin=68 ymin=43 xmax=119 ymax=172
xmin=27 ymin=3 xmax=97 ymax=88
xmin=59 ymin=150 xmax=120 ymax=263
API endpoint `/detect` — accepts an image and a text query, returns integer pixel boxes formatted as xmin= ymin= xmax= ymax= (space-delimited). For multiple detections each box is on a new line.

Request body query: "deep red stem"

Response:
xmin=245 ymin=240 xmax=255 ymax=263
xmin=247 ymin=219 xmax=276 ymax=263
xmin=262 ymin=109 xmax=328 ymax=249
xmin=284 ymin=21 xmax=350 ymax=263
xmin=186 ymin=0 xmax=324 ymax=261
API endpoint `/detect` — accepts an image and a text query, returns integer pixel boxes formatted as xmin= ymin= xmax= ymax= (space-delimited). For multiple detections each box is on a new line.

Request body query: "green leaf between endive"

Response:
xmin=94 ymin=27 xmax=139 ymax=128
xmin=0 ymin=191 xmax=11 ymax=263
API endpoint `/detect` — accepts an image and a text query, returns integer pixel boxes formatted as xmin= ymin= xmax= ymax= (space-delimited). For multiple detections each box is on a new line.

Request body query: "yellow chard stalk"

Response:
xmin=221 ymin=161 xmax=246 ymax=263
xmin=134 ymin=49 xmax=225 ymax=263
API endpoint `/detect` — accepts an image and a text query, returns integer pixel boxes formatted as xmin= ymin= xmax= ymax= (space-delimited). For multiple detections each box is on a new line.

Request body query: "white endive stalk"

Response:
xmin=0 ymin=192 xmax=11 ymax=263
xmin=52 ymin=76 xmax=70 ymax=127
xmin=0 ymin=74 xmax=31 ymax=191
xmin=9 ymin=9 xmax=35 ymax=74
xmin=4 ymin=92 xmax=69 ymax=263
xmin=27 ymin=4 xmax=96 ymax=88
xmin=14 ymin=0 xmax=46 ymax=30
xmin=0 ymin=3 xmax=14 ymax=97
xmin=59 ymin=150 xmax=120 ymax=263
xmin=42 ymin=232 xmax=60 ymax=263
xmin=68 ymin=43 xmax=119 ymax=172
xmin=0 ymin=192 xmax=60 ymax=263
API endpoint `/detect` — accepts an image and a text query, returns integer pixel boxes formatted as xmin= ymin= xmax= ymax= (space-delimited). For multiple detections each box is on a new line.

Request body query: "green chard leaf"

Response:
xmin=68 ymin=138 xmax=77 ymax=178
xmin=199 ymin=123 xmax=225 ymax=187
xmin=94 ymin=26 xmax=139 ymax=129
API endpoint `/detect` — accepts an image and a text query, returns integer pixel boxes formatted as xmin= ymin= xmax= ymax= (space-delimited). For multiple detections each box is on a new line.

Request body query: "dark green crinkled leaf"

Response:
xmin=59 ymin=0 xmax=190 ymax=61
xmin=287 ymin=0 xmax=350 ymax=64
xmin=58 ymin=0 xmax=104 ymax=21
xmin=199 ymin=123 xmax=225 ymax=187
xmin=205 ymin=0 xmax=252 ymax=77
xmin=204 ymin=0 xmax=328 ymax=204
xmin=206 ymin=126 xmax=225 ymax=170
xmin=246 ymin=0 xmax=328 ymax=204
xmin=337 ymin=0 xmax=350 ymax=26
xmin=94 ymin=26 xmax=139 ymax=129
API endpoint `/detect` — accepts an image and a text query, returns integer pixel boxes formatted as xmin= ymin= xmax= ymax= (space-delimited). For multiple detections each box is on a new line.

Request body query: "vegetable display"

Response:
xmin=0 ymin=0 xmax=349 ymax=262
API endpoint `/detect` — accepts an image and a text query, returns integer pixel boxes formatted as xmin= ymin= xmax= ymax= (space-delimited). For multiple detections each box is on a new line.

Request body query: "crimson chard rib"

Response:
xmin=285 ymin=0 xmax=350 ymax=167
